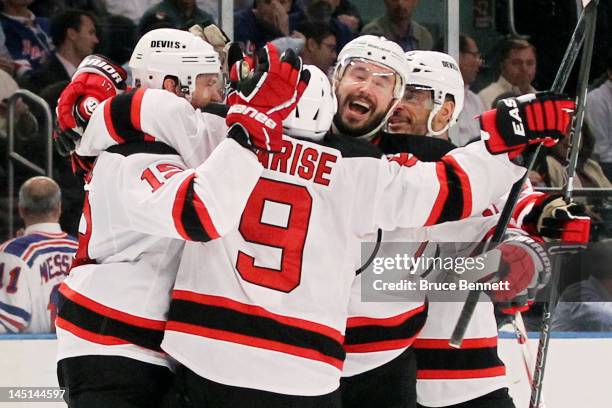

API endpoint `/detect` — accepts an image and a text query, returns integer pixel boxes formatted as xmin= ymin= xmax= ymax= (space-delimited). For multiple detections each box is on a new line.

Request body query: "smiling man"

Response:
xmin=331 ymin=35 xmax=406 ymax=139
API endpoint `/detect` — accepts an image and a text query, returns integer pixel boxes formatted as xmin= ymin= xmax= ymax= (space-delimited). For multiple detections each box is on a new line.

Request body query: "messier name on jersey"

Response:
xmin=40 ymin=254 xmax=71 ymax=283
xmin=257 ymin=138 xmax=337 ymax=186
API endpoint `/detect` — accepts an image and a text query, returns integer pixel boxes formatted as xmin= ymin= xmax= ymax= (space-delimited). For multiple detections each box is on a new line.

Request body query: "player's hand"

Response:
xmin=480 ymin=92 xmax=575 ymax=158
xmin=226 ymin=43 xmax=310 ymax=152
xmin=487 ymin=234 xmax=551 ymax=314
xmin=537 ymin=195 xmax=591 ymax=243
xmin=55 ymin=54 xmax=127 ymax=156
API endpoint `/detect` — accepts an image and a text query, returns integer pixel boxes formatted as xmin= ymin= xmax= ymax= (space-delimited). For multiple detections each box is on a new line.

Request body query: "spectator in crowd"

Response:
xmin=22 ymin=9 xmax=98 ymax=93
xmin=0 ymin=24 xmax=15 ymax=75
xmin=234 ymin=0 xmax=296 ymax=53
xmin=0 ymin=69 xmax=38 ymax=147
xmin=288 ymin=0 xmax=353 ymax=53
xmin=454 ymin=33 xmax=485 ymax=147
xmin=542 ymin=123 xmax=611 ymax=190
xmin=332 ymin=0 xmax=363 ymax=34
xmin=537 ymin=123 xmax=611 ymax=235
xmin=0 ymin=176 xmax=77 ymax=334
xmin=478 ymin=37 xmax=537 ymax=109
xmin=552 ymin=240 xmax=612 ymax=332
xmin=0 ymin=0 xmax=54 ymax=78
xmin=361 ymin=0 xmax=433 ymax=52
xmin=105 ymin=0 xmax=157 ymax=23
xmin=29 ymin=0 xmax=107 ymax=18
xmin=586 ymin=50 xmax=612 ymax=182
xmin=297 ymin=20 xmax=337 ymax=75
xmin=139 ymin=0 xmax=214 ymax=34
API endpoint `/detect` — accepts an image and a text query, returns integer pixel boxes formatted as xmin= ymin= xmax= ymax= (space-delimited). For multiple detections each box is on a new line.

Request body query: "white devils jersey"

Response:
xmin=56 ymin=89 xmax=262 ymax=368
xmin=0 ymin=224 xmax=77 ymax=334
xmin=343 ymin=182 xmax=542 ymax=406
xmin=159 ymin=134 xmax=524 ymax=396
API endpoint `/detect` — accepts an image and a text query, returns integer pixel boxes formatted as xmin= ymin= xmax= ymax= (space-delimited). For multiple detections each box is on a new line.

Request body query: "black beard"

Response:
xmin=332 ymin=111 xmax=386 ymax=138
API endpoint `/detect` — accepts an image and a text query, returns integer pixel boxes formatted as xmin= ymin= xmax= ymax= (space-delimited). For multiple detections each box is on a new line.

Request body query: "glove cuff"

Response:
xmin=481 ymin=108 xmax=523 ymax=159
xmin=75 ymin=54 xmax=127 ymax=90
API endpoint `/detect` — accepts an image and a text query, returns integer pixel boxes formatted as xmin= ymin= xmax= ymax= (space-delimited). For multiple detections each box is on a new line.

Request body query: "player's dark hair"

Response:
xmin=50 ymin=9 xmax=96 ymax=47
xmin=297 ymin=20 xmax=336 ymax=44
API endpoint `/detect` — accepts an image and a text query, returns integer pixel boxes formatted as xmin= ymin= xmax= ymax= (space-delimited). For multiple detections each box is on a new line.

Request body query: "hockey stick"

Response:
xmin=449 ymin=0 xmax=594 ymax=348
xmin=529 ymin=2 xmax=599 ymax=406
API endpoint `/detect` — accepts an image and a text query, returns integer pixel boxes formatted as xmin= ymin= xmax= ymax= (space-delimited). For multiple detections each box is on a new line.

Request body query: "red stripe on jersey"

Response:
xmin=442 ymin=155 xmax=472 ymax=219
xmin=130 ymin=88 xmax=145 ymax=131
xmin=191 ymin=188 xmax=220 ymax=240
xmin=344 ymin=336 xmax=419 ymax=353
xmin=56 ymin=317 xmax=130 ymax=346
xmin=172 ymin=290 xmax=343 ymax=342
xmin=417 ymin=366 xmax=506 ymax=380
xmin=172 ymin=175 xmax=195 ymax=240
xmin=0 ymin=313 xmax=26 ymax=331
xmin=424 ymin=162 xmax=449 ymax=226
xmin=413 ymin=336 xmax=498 ymax=349
xmin=347 ymin=303 xmax=427 ymax=329
xmin=104 ymin=100 xmax=125 ymax=144
xmin=59 ymin=284 xmax=165 ymax=330
xmin=166 ymin=321 xmax=344 ymax=370
xmin=513 ymin=192 xmax=542 ymax=222
xmin=21 ymin=240 xmax=78 ymax=262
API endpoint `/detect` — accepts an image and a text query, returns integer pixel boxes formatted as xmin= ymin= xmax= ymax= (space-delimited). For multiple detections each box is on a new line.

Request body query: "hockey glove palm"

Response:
xmin=55 ymin=54 xmax=127 ymax=157
xmin=226 ymin=43 xmax=310 ymax=152
xmin=481 ymin=92 xmax=575 ymax=158
xmin=538 ymin=195 xmax=591 ymax=242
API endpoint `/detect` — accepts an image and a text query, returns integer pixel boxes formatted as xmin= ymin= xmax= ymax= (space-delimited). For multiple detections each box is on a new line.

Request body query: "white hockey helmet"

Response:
xmin=403 ymin=51 xmax=465 ymax=136
xmin=332 ymin=35 xmax=408 ymax=139
xmin=129 ymin=28 xmax=221 ymax=97
xmin=283 ymin=65 xmax=336 ymax=141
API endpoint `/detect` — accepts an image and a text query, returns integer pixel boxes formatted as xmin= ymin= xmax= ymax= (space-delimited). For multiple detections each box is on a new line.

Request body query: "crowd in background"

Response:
xmin=0 ymin=0 xmax=611 ymax=333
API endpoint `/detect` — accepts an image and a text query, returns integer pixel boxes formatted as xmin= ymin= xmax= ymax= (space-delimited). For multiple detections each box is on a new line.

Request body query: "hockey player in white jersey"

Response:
xmin=54 ymin=35 xmax=574 ymax=407
xmin=54 ymin=30 xmax=309 ymax=408
xmin=339 ymin=50 xmax=582 ymax=408
xmin=0 ymin=177 xmax=77 ymax=334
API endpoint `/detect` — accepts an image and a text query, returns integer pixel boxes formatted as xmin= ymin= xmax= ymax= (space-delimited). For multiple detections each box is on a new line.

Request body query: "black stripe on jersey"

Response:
xmin=106 ymin=141 xmax=178 ymax=156
xmin=57 ymin=293 xmax=163 ymax=352
xmin=414 ymin=346 xmax=504 ymax=371
xmin=201 ymin=102 xmax=229 ymax=118
xmin=344 ymin=305 xmax=428 ymax=346
xmin=176 ymin=177 xmax=214 ymax=242
xmin=109 ymin=91 xmax=145 ymax=142
xmin=169 ymin=299 xmax=346 ymax=362
xmin=435 ymin=161 xmax=464 ymax=224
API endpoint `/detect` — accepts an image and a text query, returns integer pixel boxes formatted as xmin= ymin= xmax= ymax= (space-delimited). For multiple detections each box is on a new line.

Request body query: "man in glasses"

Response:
xmin=455 ymin=33 xmax=486 ymax=146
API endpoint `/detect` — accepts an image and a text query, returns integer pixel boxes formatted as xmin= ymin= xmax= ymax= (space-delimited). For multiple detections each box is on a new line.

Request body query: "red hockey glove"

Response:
xmin=487 ymin=233 xmax=551 ymax=314
xmin=226 ymin=43 xmax=310 ymax=152
xmin=55 ymin=54 xmax=127 ymax=157
xmin=481 ymin=92 xmax=575 ymax=159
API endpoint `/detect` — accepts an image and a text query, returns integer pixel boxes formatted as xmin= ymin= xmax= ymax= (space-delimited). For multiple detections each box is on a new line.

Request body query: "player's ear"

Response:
xmin=437 ymin=99 xmax=455 ymax=124
xmin=162 ymin=77 xmax=178 ymax=93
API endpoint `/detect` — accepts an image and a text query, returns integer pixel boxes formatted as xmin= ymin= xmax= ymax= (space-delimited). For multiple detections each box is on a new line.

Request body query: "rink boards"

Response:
xmin=0 ymin=333 xmax=611 ymax=408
